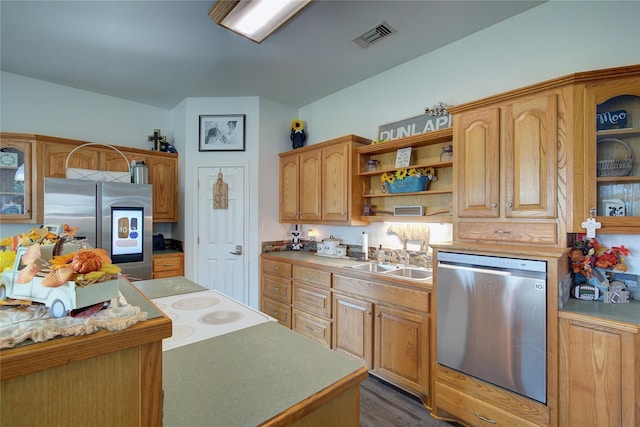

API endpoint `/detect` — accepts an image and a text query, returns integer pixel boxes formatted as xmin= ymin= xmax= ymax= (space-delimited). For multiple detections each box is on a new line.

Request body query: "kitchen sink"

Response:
xmin=346 ymin=263 xmax=432 ymax=281
xmin=384 ymin=267 xmax=432 ymax=280
xmin=347 ymin=262 xmax=400 ymax=273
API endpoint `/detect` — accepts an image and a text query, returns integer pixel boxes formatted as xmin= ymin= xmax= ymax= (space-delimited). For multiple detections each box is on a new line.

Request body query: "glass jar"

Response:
xmin=440 ymin=145 xmax=453 ymax=161
xmin=367 ymin=159 xmax=381 ymax=172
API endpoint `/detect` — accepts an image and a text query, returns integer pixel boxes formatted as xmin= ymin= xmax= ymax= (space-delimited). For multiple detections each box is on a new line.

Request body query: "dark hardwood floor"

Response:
xmin=360 ymin=376 xmax=460 ymax=427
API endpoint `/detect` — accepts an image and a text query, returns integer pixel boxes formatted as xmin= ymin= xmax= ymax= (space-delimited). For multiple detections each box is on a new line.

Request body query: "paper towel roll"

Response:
xmin=362 ymin=232 xmax=369 ymax=260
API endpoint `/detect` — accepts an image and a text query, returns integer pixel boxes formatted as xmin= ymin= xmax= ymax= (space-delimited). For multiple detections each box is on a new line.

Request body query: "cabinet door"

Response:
xmin=374 ymin=304 xmax=429 ymax=394
xmin=149 ymin=155 xmax=178 ymax=222
xmin=41 ymin=142 xmax=100 ymax=178
xmin=321 ymin=143 xmax=349 ymax=221
xmin=559 ymin=318 xmax=634 ymax=427
xmin=333 ymin=294 xmax=373 ymax=367
xmin=455 ymin=108 xmax=500 ymax=218
xmin=583 ymin=78 xmax=640 ymax=233
xmin=0 ymin=137 xmax=34 ymax=222
xmin=279 ymin=154 xmax=299 ymax=222
xmin=299 ymin=150 xmax=322 ymax=221
xmin=503 ymin=94 xmax=558 ymax=218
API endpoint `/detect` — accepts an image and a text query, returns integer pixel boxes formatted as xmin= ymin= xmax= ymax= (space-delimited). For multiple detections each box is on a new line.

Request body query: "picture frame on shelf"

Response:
xmin=199 ymin=114 xmax=246 ymax=151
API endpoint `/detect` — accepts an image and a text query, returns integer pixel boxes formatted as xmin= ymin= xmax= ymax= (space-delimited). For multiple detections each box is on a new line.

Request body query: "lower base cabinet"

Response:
xmin=333 ymin=275 xmax=430 ymax=398
xmin=152 ymin=252 xmax=184 ymax=279
xmin=260 ymin=255 xmax=432 ymax=401
xmin=434 ymin=365 xmax=549 ymax=427
xmin=558 ymin=316 xmax=639 ymax=427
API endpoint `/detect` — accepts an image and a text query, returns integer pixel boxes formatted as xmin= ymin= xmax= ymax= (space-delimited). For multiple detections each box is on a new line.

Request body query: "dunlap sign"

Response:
xmin=378 ymin=113 xmax=452 ymax=141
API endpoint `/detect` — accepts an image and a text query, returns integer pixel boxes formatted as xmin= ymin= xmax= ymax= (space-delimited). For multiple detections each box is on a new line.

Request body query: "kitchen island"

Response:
xmin=134 ymin=276 xmax=369 ymax=426
xmin=0 ymin=279 xmax=172 ymax=426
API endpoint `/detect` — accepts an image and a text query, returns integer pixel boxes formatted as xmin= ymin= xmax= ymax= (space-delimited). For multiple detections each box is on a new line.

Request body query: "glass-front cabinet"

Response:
xmin=0 ymin=135 xmax=34 ymax=223
xmin=584 ymin=77 xmax=640 ymax=234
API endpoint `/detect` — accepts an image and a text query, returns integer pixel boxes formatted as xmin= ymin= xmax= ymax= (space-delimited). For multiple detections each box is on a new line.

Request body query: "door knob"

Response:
xmin=229 ymin=245 xmax=243 ymax=255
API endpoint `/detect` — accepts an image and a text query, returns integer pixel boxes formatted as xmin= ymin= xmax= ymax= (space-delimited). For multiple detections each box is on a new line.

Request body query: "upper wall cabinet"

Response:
xmin=0 ymin=133 xmax=179 ymax=224
xmin=279 ymin=135 xmax=369 ymax=225
xmin=451 ymin=91 xmax=561 ymax=245
xmin=580 ymin=73 xmax=640 ymax=234
xmin=0 ymin=135 xmax=35 ymax=223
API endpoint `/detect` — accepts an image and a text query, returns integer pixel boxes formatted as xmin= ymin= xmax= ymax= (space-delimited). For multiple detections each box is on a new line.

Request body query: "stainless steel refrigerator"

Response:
xmin=44 ymin=178 xmax=153 ymax=280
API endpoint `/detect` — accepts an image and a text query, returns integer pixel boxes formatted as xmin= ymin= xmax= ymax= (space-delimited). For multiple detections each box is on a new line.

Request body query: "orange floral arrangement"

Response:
xmin=568 ymin=236 xmax=631 ymax=278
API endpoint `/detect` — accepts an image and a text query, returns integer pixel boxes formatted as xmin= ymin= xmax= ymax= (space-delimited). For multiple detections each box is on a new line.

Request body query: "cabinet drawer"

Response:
xmin=153 ymin=253 xmax=184 ymax=272
xmin=435 ymin=365 xmax=548 ymax=426
xmin=436 ymin=383 xmax=538 ymax=427
xmin=292 ymin=309 xmax=332 ymax=348
xmin=293 ymin=283 xmax=331 ymax=319
xmin=262 ymin=274 xmax=292 ymax=304
xmin=262 ymin=259 xmax=292 ymax=278
xmin=152 ymin=253 xmax=184 ymax=278
xmin=261 ymin=297 xmax=291 ymax=328
xmin=457 ymin=221 xmax=557 ymax=245
xmin=292 ymin=265 xmax=331 ymax=288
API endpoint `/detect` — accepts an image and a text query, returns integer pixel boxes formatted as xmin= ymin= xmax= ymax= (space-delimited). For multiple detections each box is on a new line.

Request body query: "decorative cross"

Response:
xmin=147 ymin=129 xmax=167 ymax=151
xmin=581 ymin=217 xmax=601 ymax=238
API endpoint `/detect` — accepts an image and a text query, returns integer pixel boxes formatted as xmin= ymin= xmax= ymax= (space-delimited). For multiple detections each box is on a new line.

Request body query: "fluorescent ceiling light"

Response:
xmin=209 ymin=0 xmax=312 ymax=43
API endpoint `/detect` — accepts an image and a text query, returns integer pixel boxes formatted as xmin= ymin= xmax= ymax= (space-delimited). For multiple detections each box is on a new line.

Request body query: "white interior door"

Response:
xmin=197 ymin=166 xmax=246 ymax=302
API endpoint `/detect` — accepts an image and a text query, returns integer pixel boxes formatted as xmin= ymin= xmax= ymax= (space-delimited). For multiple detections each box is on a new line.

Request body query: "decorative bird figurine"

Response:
xmin=290 ymin=119 xmax=307 ymax=149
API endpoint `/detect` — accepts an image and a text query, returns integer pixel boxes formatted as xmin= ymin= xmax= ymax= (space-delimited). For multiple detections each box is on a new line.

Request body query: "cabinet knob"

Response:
xmin=505 ymin=202 xmax=513 ymax=209
xmin=375 ymin=313 xmax=381 ymax=318
xmin=490 ymin=203 xmax=497 ymax=208
xmin=272 ymin=266 xmax=279 ymax=270
xmin=366 ymin=311 xmax=372 ymax=316
xmin=494 ymin=230 xmax=512 ymax=234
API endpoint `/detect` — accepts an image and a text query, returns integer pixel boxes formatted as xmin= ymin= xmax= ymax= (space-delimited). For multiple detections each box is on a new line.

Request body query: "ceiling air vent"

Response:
xmin=352 ymin=21 xmax=396 ymax=48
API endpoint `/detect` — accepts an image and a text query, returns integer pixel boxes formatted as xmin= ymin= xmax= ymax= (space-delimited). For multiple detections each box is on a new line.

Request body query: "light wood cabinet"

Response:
xmin=127 ymin=152 xmax=179 ymax=222
xmin=291 ymin=265 xmax=332 ymax=347
xmin=260 ymin=258 xmax=292 ymax=328
xmin=333 ymin=274 xmax=430 ymax=398
xmin=279 ymin=149 xmax=322 ymax=222
xmin=356 ymin=128 xmax=454 ymax=223
xmin=0 ymin=133 xmax=179 ymax=223
xmin=558 ymin=315 xmax=639 ymax=427
xmin=152 ymin=252 xmax=184 ymax=278
xmin=278 ymin=135 xmax=369 ymax=225
xmin=435 ymin=365 xmax=550 ymax=427
xmin=260 ymin=254 xmax=432 ymax=400
xmin=0 ymin=135 xmax=35 ymax=223
xmin=578 ymin=71 xmax=640 ymax=234
xmin=453 ymin=92 xmax=559 ymax=245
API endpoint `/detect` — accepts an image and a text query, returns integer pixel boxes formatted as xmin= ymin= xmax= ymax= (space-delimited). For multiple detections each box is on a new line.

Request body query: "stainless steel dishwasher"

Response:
xmin=436 ymin=251 xmax=547 ymax=403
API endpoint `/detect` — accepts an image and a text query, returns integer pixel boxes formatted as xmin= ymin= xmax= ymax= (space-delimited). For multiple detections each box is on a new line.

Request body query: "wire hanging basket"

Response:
xmin=596 ymin=138 xmax=634 ymax=177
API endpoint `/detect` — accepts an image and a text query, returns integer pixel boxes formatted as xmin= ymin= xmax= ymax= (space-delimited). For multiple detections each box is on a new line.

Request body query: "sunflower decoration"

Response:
xmin=380 ymin=167 xmax=437 ymax=183
xmin=290 ymin=119 xmax=307 ymax=149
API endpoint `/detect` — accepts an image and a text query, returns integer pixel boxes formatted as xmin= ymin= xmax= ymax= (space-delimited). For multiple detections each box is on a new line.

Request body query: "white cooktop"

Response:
xmin=152 ymin=289 xmax=275 ymax=351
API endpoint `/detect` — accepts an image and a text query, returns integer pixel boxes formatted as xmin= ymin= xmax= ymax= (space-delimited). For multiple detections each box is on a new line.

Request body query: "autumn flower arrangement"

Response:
xmin=2 ymin=225 xmax=122 ymax=288
xmin=568 ymin=236 xmax=631 ymax=279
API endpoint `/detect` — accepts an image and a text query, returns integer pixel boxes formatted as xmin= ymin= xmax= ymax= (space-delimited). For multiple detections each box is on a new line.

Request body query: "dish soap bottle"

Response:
xmin=377 ymin=245 xmax=385 ymax=263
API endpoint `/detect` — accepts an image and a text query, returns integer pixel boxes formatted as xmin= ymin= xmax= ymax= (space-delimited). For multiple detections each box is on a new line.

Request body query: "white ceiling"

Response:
xmin=1 ymin=1 xmax=544 ymax=110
